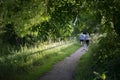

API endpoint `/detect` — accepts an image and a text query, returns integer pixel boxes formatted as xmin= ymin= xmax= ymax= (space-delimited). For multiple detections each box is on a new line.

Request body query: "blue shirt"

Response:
xmin=85 ymin=34 xmax=90 ymax=40
xmin=80 ymin=33 xmax=85 ymax=40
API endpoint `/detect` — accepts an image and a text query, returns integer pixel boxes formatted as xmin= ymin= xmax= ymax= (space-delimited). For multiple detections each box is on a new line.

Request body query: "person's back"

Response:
xmin=85 ymin=33 xmax=90 ymax=46
xmin=80 ymin=33 xmax=84 ymax=40
xmin=79 ymin=33 xmax=85 ymax=45
xmin=85 ymin=34 xmax=90 ymax=40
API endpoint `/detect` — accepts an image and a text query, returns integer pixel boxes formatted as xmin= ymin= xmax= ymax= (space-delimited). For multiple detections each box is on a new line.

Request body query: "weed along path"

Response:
xmin=38 ymin=46 xmax=87 ymax=80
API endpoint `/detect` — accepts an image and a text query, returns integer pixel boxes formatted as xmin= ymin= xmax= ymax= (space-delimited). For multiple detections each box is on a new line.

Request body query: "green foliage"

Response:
xmin=0 ymin=0 xmax=48 ymax=47
xmin=1 ymin=0 xmax=120 ymax=80
xmin=0 ymin=0 xmax=82 ymax=47
xmin=78 ymin=11 xmax=101 ymax=33
xmin=93 ymin=71 xmax=107 ymax=80
xmin=81 ymin=0 xmax=120 ymax=35
xmin=75 ymin=33 xmax=120 ymax=80
xmin=91 ymin=33 xmax=120 ymax=80
xmin=74 ymin=1 xmax=120 ymax=79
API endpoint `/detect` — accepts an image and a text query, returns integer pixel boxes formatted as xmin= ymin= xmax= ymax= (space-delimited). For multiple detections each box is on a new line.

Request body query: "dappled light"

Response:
xmin=0 ymin=0 xmax=120 ymax=80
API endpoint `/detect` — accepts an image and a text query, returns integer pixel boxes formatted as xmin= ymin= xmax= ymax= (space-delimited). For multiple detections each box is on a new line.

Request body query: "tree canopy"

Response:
xmin=0 ymin=0 xmax=120 ymax=44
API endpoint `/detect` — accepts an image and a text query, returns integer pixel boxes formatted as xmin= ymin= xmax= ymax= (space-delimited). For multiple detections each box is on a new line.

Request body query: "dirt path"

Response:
xmin=38 ymin=46 xmax=87 ymax=80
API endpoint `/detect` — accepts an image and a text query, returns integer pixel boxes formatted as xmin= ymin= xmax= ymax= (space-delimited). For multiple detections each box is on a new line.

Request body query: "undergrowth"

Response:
xmin=75 ymin=33 xmax=120 ymax=80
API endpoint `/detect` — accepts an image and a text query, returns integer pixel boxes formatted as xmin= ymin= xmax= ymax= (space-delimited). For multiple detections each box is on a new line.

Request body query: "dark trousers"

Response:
xmin=86 ymin=40 xmax=89 ymax=46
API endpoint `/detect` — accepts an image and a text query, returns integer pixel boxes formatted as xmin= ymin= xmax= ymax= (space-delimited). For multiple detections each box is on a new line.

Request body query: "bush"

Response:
xmin=75 ymin=33 xmax=120 ymax=80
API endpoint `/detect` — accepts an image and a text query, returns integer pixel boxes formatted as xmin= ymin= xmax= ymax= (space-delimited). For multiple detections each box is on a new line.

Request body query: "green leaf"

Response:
xmin=102 ymin=73 xmax=106 ymax=80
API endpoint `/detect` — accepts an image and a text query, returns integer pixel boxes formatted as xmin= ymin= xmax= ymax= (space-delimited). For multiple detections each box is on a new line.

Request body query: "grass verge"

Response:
xmin=74 ymin=50 xmax=94 ymax=80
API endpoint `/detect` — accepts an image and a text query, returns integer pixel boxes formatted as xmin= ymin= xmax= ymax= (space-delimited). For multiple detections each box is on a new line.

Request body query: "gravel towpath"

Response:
xmin=38 ymin=46 xmax=86 ymax=80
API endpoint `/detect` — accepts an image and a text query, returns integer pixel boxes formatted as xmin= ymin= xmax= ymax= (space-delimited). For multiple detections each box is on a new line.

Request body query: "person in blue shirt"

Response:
xmin=79 ymin=32 xmax=85 ymax=45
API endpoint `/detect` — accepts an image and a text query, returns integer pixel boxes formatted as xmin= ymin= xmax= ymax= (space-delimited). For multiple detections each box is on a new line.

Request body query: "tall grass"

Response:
xmin=0 ymin=39 xmax=80 ymax=80
xmin=17 ymin=42 xmax=81 ymax=80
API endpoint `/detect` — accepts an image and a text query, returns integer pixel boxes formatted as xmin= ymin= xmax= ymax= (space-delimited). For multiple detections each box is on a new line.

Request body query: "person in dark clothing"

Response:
xmin=85 ymin=33 xmax=90 ymax=46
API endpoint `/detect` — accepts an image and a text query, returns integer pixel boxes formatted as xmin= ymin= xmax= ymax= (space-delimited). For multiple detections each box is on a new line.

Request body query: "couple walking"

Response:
xmin=79 ymin=32 xmax=90 ymax=47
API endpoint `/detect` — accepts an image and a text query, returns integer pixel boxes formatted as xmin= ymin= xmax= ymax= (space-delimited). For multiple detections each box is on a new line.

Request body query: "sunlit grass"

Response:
xmin=15 ymin=42 xmax=80 ymax=80
xmin=0 ymin=40 xmax=80 ymax=80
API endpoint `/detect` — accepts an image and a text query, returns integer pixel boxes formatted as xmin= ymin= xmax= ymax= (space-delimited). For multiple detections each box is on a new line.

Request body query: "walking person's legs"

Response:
xmin=86 ymin=40 xmax=89 ymax=47
xmin=80 ymin=39 xmax=84 ymax=45
xmin=86 ymin=40 xmax=90 ymax=50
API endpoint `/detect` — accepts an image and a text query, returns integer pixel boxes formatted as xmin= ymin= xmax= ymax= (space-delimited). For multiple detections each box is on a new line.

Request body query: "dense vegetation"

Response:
xmin=75 ymin=33 xmax=120 ymax=80
xmin=0 ymin=0 xmax=120 ymax=80
xmin=75 ymin=1 xmax=120 ymax=80
xmin=0 ymin=0 xmax=80 ymax=46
